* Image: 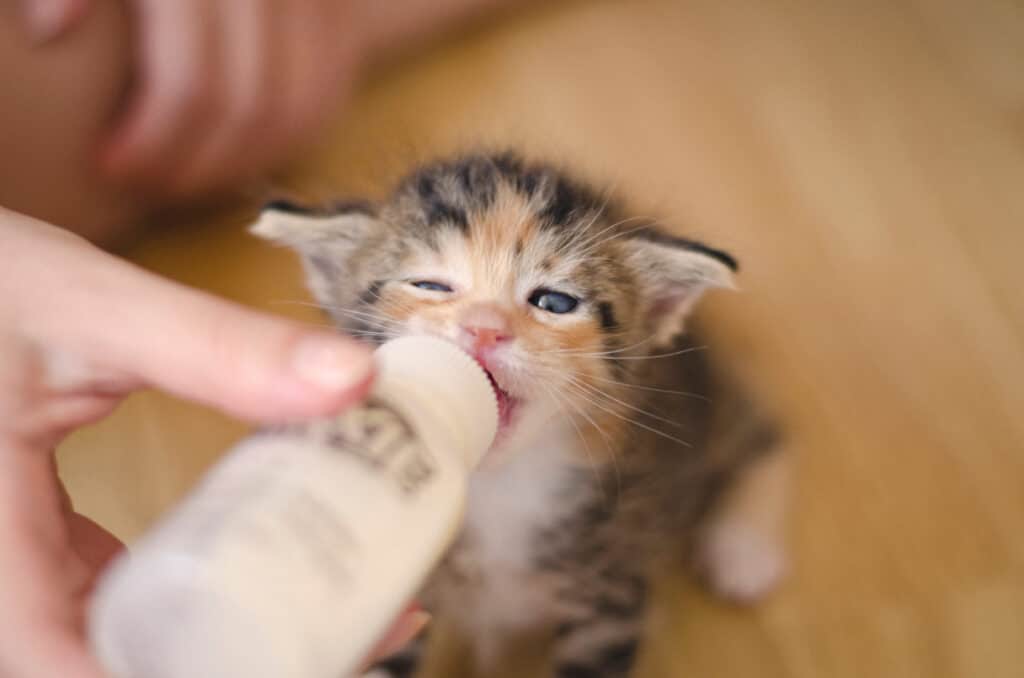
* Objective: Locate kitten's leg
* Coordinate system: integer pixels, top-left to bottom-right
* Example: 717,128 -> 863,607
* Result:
549,576 -> 647,678
698,448 -> 791,602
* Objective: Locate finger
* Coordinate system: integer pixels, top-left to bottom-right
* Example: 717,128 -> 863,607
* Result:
13,217 -> 374,423
171,0 -> 273,193
21,0 -> 91,43
0,447 -> 105,678
60,257 -> 374,422
100,0 -> 218,183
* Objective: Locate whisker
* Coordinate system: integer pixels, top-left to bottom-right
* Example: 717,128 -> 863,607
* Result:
545,334 -> 658,357
572,215 -> 654,259
321,306 -> 405,327
563,374 -> 686,431
346,329 -> 394,340
606,345 -> 708,361
537,380 -> 613,501
560,378 -> 693,448
538,361 -> 708,401
566,217 -> 664,263
552,198 -> 614,258
559,386 -> 622,498
587,375 -> 710,401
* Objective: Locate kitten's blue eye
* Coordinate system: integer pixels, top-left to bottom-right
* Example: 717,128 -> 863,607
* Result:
528,288 -> 579,314
411,280 -> 453,292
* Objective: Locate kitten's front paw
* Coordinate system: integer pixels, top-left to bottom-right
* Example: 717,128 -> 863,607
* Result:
698,522 -> 787,603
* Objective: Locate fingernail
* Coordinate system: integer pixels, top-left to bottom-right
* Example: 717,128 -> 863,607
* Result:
25,0 -> 71,42
291,335 -> 374,393
376,611 -> 432,659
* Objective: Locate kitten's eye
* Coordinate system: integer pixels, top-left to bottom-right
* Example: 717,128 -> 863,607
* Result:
410,280 -> 453,292
528,288 -> 579,314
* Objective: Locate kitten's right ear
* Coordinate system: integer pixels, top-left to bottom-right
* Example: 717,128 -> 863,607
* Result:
619,228 -> 738,347
250,200 -> 379,304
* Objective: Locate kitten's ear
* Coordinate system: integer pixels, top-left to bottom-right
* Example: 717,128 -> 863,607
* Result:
621,230 -> 738,345
250,200 -> 378,305
251,200 -> 377,248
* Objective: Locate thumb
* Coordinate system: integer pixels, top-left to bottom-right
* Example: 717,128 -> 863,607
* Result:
15,217 -> 374,422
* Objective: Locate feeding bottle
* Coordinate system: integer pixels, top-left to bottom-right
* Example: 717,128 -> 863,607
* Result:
89,335 -> 498,678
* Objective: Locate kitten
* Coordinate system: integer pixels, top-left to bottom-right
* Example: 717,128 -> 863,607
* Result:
253,152 -> 789,678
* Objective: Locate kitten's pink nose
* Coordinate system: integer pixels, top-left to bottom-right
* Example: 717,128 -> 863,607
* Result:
467,327 -> 510,348
460,304 -> 513,351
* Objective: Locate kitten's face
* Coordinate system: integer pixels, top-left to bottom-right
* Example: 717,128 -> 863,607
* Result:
255,155 -> 736,458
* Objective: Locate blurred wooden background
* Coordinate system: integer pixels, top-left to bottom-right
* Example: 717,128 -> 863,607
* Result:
59,0 -> 1024,676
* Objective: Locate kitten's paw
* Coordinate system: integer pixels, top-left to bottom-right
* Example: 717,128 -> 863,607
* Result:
698,522 -> 787,603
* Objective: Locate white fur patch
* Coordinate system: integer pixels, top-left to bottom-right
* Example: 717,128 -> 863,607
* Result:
453,421 -> 581,660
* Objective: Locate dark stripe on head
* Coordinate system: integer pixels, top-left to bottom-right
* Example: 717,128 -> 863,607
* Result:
517,168 -> 542,198
492,151 -> 525,178
539,176 -> 585,226
629,227 -> 739,271
452,156 -> 498,209
416,174 -> 469,231
490,152 -> 543,200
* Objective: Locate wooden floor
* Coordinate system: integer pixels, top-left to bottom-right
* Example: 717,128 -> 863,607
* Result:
59,0 -> 1024,676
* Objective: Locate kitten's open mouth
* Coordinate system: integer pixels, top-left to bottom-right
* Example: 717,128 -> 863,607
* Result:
477,362 -> 519,432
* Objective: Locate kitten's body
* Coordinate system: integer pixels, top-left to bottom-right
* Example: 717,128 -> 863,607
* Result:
254,153 -> 788,678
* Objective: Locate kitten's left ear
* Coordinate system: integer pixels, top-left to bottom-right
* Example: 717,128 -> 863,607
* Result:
250,199 -> 379,305
620,230 -> 738,345
251,200 -> 377,248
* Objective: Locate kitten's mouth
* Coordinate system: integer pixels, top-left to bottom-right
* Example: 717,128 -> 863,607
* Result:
477,362 -> 520,433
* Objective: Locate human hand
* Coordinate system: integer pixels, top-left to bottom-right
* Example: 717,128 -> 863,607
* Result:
24,0 -> 369,196
0,209 -> 407,677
